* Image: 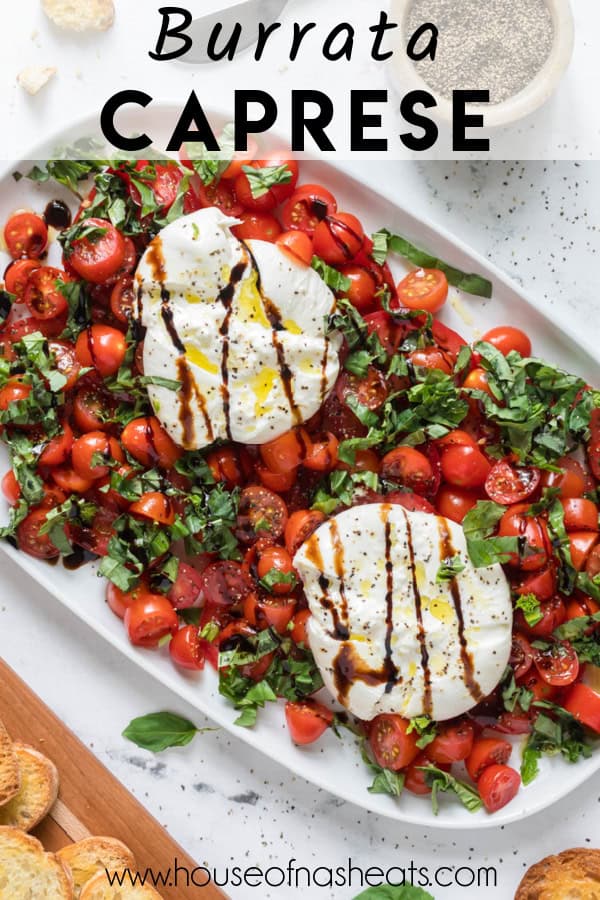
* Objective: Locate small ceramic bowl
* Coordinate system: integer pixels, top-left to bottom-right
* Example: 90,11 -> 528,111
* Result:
388,0 -> 575,128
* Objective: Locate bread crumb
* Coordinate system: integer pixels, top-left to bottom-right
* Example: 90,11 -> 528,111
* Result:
17,66 -> 57,96
41,0 -> 115,32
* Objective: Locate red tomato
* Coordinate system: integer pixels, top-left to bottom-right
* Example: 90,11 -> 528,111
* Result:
67,218 -> 125,284
303,432 -> 339,473
336,367 -> 388,411
541,457 -> 590,499
4,258 -> 41,298
369,715 -> 420,771
569,532 -> 599,571
236,486 -> 288,544
206,445 -> 247,490
285,700 -> 334,745
493,712 -> 532,735
381,446 -> 436,496
189,177 -> 244,217
313,213 -> 364,265
339,265 -> 378,314
24,267 -> 69,320
385,491 -> 435,513
201,560 -> 254,610
285,509 -> 326,557
1,470 -> 20,505
260,430 -> 306,475
290,608 -> 311,645
71,431 -> 124,480
4,211 -> 48,259
516,567 -> 557,603
280,184 -> 337,235
397,268 -> 448,313
166,561 -> 203,609
478,765 -> 520,813
481,326 -> 532,358
130,491 -> 176,526
315,391 -> 366,442
515,596 -> 566,639
0,378 -> 31,411
121,416 -> 183,469
432,320 -> 467,358
232,212 -> 282,242
124,594 -> 179,648
106,581 -> 150,620
498,504 -> 549,571
462,367 -> 495,398
73,385 -> 115,433
75,325 -> 127,377
169,625 -> 206,671
109,275 -> 136,326
466,738 -> 512,782
256,545 -> 295,595
509,633 -> 534,679
561,498 -> 599,532
409,346 -> 453,375
427,720 -> 474,765
133,162 -> 183,211
404,752 -> 444,795
337,449 -> 381,475
563,683 -> 600,732
256,153 -> 299,202
51,466 -> 94,494
256,465 -> 297,492
485,460 -> 541,506
16,507 -> 62,559
587,545 -> 600,579
235,158 -> 299,211
246,593 -> 297,633
589,441 -> 600,482
364,310 -> 410,356
275,230 -> 313,266
436,486 -> 479,523
47,340 -> 82,392
533,641 -> 579,687
441,445 -> 492,489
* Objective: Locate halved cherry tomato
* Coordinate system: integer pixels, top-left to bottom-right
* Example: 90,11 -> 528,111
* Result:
313,213 -> 364,265
38,423 -> 74,468
587,545 -> 600,579
4,211 -> 48,259
516,567 -> 557,603
337,449 -> 381,475
130,491 -> 176,526
16,507 -> 61,559
493,712 -> 532,735
427,720 -> 474,765
73,385 -> 115,433
396,268 -> 448,313
121,416 -> 183,469
481,326 -> 532,358
235,157 -> 299,211
441,445 -> 492,490
509,633 -> 534,679
541,457 -> 590,498
124,594 -> 179,648
561,497 -> 599,532
4,258 -> 41,298
339,265 -> 378,314
285,509 -> 326,557
498,504 -> 549,571
260,430 -> 305,475
0,378 -> 31,411
518,669 -> 558,703
463,367 -> 495,398
478,764 -> 520,813
67,218 -> 125,284
110,275 -> 136,326
515,596 -> 566,639
51,466 -> 94,494
206,445 -> 246,490
166,561 -> 204,609
336,368 -> 388,411
189,177 -> 244,217
436,485 -> 479,523
381,446 -> 436,496
232,212 -> 282,242
201,560 -> 255,610
485,460 -> 541,506
256,465 -> 297,492
257,545 -> 295,595
132,162 -> 183,212
404,752 -> 450,795
75,325 -> 127,377
285,700 -> 334,745
106,581 -> 150,620
246,593 -> 297,633
534,641 -> 579,687
303,432 -> 339,472
71,431 -> 124,480
385,491 -> 435,513
364,310 -> 410,357
236,486 -> 288,544
169,625 -> 206,671
369,715 -> 420,771
569,531 -> 599,571
466,738 -> 512,782
589,441 -> 600,482
290,608 -> 311,645
275,230 -> 313,266
47,340 -> 82,392
24,267 -> 69,320
1,470 -> 20,505
281,184 -> 337,235
563,683 -> 600,732
409,346 -> 453,375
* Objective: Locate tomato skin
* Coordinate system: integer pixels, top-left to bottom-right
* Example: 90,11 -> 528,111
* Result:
313,213 -> 364,265
515,596 -> 567,639
285,700 -> 334,745
404,753 -> 450,795
17,507 -> 65,559
285,509 -> 326,558
235,158 -> 298,211
51,466 -> 94,494
509,633 -> 534,680
68,218 -> 126,284
385,491 -> 435,513
569,532 -> 599,571
427,720 -> 474,765
206,445 -> 247,490
4,212 -> 48,259
256,465 -> 296,492
257,545 -> 295,595
280,184 -> 337,235
275,230 -> 313,266
337,367 -> 388,412
337,449 -> 380,476
109,275 -> 136,326
75,325 -> 127,377
516,567 -> 557,603
0,378 -> 32,412
303,432 -> 339,473
498,504 -> 549,571
133,162 -> 183,212
369,715 -> 420,771
121,416 -> 182,469
232,212 -> 282,243
169,625 -> 206,671
533,640 -> 579,687
436,485 -> 479,523
409,346 -> 453,375
1,470 -> 20,505
587,545 -> 600,579
339,265 -> 378,314
396,268 -> 448,313
124,594 -> 179,648
24,267 -> 69,320
260,430 -> 305,475
106,581 -> 150,620
73,386 -> 115,433
290,608 -> 311,645
561,498 -> 599,533
381,446 -> 436,497
130,491 -> 176,526
4,258 -> 41,298
39,421 -> 74,468
71,431 -> 124,480
541,457 -> 589,499
201,560 -> 255,610
441,445 -> 492,490
463,367 -> 495,398
165,561 -> 203,609
563,683 -> 600,732
236,486 -> 288,544
466,738 -> 512,782
481,326 -> 532,358
478,764 -> 520,813
246,593 -> 297,633
485,460 -> 541,506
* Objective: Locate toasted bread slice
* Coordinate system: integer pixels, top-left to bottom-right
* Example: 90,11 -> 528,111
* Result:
80,869 -> 164,899
0,825 -> 72,898
0,721 -> 19,807
42,0 -> 114,32
515,847 -> 600,899
58,836 -> 136,898
0,743 -> 58,831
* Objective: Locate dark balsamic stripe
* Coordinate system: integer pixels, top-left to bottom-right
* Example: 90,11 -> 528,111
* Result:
403,510 -> 433,717
382,507 -> 400,694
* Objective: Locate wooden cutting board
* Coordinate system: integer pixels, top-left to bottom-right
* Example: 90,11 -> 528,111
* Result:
0,659 -> 227,899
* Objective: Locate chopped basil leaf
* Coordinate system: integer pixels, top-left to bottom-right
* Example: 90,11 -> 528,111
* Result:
353,886 -> 434,900
462,500 -> 519,568
258,568 -> 297,593
241,163 -> 292,200
514,593 -> 543,628
436,554 -> 465,583
554,611 -> 600,665
520,700 -> 594,784
500,667 -> 533,713
419,765 -> 483,815
312,257 -> 352,293
407,716 -> 437,749
360,741 -> 405,797
139,375 -> 182,391
520,746 -> 541,786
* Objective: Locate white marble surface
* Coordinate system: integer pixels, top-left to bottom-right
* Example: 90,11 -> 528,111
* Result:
1,4 -> 600,898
